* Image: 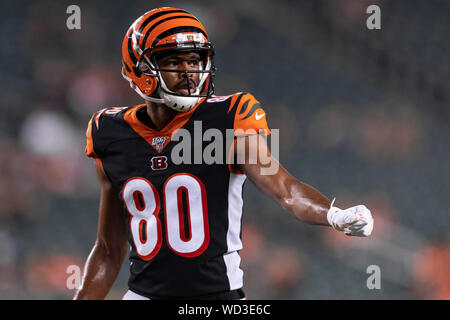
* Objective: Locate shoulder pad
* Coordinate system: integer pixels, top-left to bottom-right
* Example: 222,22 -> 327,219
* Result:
85,106 -> 129,159
91,107 -> 129,131
227,93 -> 271,136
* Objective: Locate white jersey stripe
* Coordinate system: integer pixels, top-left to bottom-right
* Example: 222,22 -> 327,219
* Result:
123,290 -> 150,300
224,173 -> 246,290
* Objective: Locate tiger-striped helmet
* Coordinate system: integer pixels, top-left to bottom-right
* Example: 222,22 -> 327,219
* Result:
121,7 -> 215,112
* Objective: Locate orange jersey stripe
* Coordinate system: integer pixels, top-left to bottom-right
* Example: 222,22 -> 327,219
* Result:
123,99 -> 205,153
85,113 -> 98,158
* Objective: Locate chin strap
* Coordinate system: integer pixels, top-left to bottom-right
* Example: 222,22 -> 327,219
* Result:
156,75 -> 201,112
144,95 -> 165,104
159,91 -> 200,112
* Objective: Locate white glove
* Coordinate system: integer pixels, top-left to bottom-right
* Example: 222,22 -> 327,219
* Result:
327,199 -> 374,237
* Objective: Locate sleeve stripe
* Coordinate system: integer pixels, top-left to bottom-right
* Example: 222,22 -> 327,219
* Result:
235,93 -> 250,115
85,114 -> 99,158
227,92 -> 244,113
235,94 -> 260,119
94,108 -> 107,130
232,93 -> 271,137
237,99 -> 250,116
241,102 -> 262,120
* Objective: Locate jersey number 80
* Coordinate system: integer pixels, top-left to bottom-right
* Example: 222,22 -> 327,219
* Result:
122,173 -> 209,260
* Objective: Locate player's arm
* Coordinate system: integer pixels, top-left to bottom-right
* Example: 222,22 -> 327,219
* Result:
236,136 -> 373,236
236,135 -> 330,226
73,162 -> 129,300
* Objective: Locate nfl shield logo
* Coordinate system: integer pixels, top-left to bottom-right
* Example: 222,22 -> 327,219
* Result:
152,136 -> 169,151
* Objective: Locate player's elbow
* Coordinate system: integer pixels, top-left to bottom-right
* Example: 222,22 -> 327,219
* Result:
94,238 -> 125,269
277,186 -> 302,215
276,179 -> 300,212
277,182 -> 317,221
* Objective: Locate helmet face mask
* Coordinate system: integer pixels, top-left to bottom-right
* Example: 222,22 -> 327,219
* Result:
121,8 -> 216,112
141,42 -> 215,98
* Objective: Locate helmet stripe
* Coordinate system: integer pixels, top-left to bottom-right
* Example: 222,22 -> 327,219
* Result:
141,16 -> 200,51
136,9 -> 189,44
122,59 -> 132,73
127,29 -> 138,64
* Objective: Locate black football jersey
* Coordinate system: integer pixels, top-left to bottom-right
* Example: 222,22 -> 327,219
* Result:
85,92 -> 270,298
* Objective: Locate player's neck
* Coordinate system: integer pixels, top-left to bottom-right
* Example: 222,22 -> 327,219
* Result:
145,101 -> 178,131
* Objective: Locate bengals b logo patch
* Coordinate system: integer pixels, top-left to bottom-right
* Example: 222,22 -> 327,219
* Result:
151,156 -> 168,170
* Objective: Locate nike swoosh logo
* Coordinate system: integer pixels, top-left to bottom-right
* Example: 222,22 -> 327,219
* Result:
255,112 -> 265,120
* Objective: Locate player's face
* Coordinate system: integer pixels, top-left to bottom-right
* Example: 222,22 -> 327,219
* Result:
157,52 -> 201,96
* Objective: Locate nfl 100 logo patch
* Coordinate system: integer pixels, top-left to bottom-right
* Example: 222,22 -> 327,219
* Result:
152,136 -> 169,151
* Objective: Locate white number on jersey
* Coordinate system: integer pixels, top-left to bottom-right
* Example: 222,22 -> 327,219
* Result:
123,173 -> 209,260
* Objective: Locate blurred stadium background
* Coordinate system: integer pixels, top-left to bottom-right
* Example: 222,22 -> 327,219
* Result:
0,0 -> 449,299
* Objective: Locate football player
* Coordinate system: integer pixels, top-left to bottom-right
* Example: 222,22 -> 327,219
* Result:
74,7 -> 373,300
